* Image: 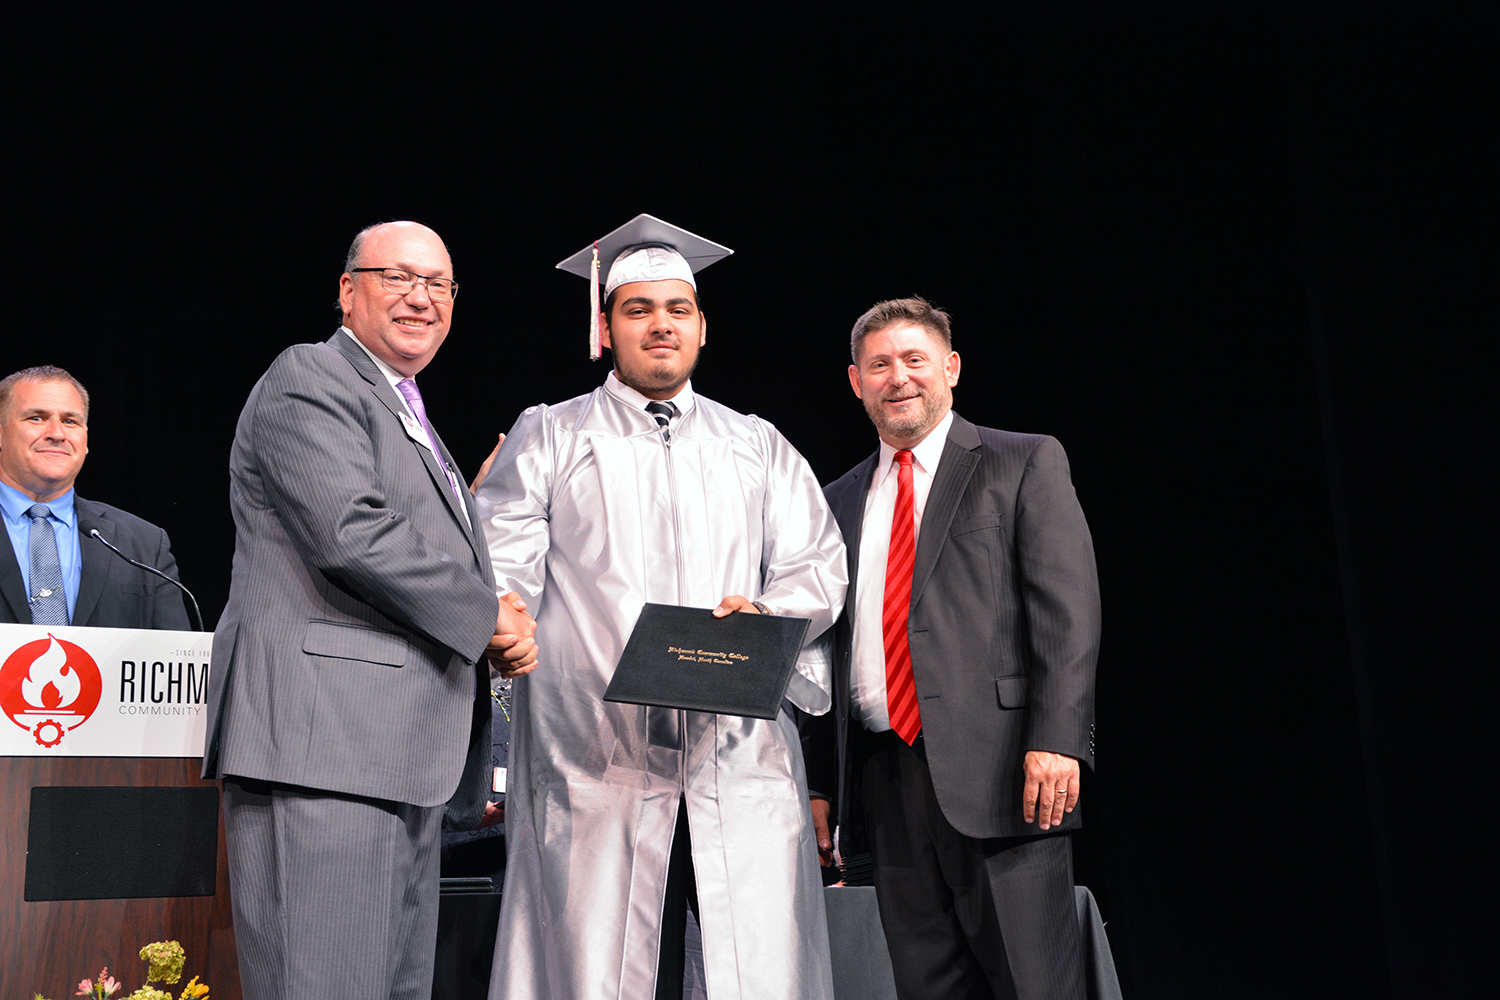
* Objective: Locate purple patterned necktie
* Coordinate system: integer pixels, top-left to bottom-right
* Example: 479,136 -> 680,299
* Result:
396,379 -> 465,508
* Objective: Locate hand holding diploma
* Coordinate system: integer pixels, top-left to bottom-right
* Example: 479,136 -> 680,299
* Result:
711,595 -> 763,616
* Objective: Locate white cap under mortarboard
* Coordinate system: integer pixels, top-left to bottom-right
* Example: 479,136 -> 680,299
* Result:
556,214 -> 733,360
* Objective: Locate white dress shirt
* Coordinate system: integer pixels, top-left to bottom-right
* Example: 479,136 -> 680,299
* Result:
850,409 -> 954,731
601,370 -> 698,424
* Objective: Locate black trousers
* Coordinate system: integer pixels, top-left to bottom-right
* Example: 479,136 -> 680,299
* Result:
862,735 -> 1085,1000
655,797 -> 700,1000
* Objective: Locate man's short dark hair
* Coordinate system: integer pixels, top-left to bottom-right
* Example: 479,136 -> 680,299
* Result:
849,296 -> 953,362
0,366 -> 90,422
601,285 -> 704,327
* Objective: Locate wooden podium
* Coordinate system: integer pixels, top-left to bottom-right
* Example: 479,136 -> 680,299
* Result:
1,757 -> 240,999
0,624 -> 240,999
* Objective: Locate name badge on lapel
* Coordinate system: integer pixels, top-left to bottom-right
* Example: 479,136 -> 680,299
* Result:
399,411 -> 435,453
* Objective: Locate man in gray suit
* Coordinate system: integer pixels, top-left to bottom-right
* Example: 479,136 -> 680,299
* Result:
803,297 -> 1101,1000
0,366 -> 190,630
202,222 -> 538,998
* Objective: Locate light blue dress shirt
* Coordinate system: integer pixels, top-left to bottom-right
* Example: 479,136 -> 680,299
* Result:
0,480 -> 82,622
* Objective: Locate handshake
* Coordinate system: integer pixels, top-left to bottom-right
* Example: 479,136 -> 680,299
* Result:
487,591 -> 538,679
484,592 -> 764,680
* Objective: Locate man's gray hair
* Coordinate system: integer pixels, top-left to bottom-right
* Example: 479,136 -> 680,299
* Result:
0,365 -> 90,422
849,296 -> 953,362
343,224 -> 379,274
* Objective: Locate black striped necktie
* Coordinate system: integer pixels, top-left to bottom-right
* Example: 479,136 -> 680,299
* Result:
646,402 -> 675,442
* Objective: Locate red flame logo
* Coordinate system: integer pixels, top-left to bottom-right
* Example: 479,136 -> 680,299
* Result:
0,634 -> 104,747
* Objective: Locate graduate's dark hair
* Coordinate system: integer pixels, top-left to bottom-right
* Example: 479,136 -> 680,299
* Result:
601,285 -> 704,325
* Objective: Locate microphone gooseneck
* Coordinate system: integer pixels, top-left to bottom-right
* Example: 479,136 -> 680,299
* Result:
89,529 -> 204,632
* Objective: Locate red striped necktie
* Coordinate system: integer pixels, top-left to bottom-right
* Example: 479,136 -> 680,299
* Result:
882,449 -> 921,744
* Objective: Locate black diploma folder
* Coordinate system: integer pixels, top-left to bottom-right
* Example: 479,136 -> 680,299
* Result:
604,603 -> 812,719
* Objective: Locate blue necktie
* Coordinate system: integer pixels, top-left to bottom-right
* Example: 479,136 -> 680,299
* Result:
26,504 -> 69,626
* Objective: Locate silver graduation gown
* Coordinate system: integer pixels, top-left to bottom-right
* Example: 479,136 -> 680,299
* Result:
479,375 -> 847,1000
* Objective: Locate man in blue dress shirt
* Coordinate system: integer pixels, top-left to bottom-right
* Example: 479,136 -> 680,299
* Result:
0,365 -> 190,630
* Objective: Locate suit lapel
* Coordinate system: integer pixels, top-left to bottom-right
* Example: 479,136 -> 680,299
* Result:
0,531 -> 30,622
427,426 -> 490,569
829,453 -> 878,608
72,497 -> 110,627
910,414 -> 981,606
826,453 -> 877,726
326,334 -> 484,565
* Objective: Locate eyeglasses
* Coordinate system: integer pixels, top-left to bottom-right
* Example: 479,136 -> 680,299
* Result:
350,267 -> 459,303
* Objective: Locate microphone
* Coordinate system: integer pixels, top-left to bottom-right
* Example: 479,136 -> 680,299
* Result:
89,529 -> 204,632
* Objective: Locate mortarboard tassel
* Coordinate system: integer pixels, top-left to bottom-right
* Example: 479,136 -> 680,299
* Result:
589,242 -> 602,361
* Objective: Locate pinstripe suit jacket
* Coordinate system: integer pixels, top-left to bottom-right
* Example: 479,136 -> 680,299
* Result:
805,413 -> 1100,845
202,331 -> 500,817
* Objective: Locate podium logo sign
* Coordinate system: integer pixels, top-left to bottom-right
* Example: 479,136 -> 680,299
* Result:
0,623 -> 211,758
0,634 -> 103,748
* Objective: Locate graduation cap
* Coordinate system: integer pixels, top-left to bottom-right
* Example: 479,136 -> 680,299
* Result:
556,214 -> 733,360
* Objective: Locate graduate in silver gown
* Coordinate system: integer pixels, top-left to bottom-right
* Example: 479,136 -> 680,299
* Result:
476,215 -> 847,1000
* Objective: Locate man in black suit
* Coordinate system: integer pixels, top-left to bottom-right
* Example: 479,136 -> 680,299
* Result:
803,297 -> 1101,1000
0,366 -> 190,630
